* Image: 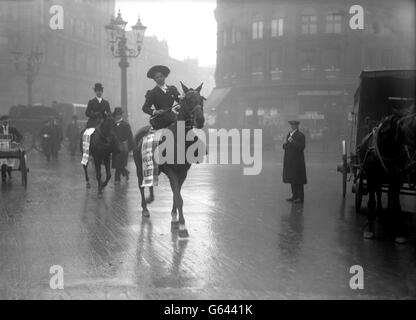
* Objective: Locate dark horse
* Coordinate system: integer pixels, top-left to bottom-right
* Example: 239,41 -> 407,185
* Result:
133,82 -> 205,238
359,105 -> 416,243
81,112 -> 120,198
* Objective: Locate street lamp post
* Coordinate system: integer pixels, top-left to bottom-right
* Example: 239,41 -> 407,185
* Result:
11,49 -> 43,106
105,11 -> 146,120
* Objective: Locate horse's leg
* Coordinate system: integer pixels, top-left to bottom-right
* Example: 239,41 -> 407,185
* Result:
146,186 -> 155,204
134,149 -> 150,217
376,186 -> 383,212
83,164 -> 91,188
165,168 -> 188,238
102,155 -> 112,188
178,170 -> 189,237
94,157 -> 103,197
391,180 -> 407,244
364,178 -> 377,239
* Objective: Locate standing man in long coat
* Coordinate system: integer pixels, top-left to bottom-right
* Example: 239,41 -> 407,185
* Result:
283,120 -> 307,203
111,107 -> 133,185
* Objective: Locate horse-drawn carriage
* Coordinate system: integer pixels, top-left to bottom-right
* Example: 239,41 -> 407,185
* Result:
8,105 -> 60,152
0,134 -> 28,186
337,69 -> 416,213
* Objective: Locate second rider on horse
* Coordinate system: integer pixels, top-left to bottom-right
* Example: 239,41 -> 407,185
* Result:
86,83 -> 111,128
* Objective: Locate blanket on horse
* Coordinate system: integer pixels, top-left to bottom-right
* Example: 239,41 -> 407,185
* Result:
141,130 -> 159,187
81,128 -> 95,165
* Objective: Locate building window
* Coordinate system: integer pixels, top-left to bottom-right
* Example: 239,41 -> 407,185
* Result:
252,15 -> 263,39
250,53 -> 263,82
222,30 -> 227,47
323,49 -> 341,78
326,13 -> 342,33
298,49 -> 316,79
271,18 -> 284,37
270,49 -> 283,80
231,26 -> 241,44
301,15 -> 317,34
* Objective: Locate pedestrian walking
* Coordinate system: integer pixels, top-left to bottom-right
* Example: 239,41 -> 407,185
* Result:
283,120 -> 307,203
66,115 -> 81,157
112,107 -> 133,185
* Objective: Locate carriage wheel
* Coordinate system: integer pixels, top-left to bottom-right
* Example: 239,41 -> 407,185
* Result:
355,176 -> 363,213
20,152 -> 28,187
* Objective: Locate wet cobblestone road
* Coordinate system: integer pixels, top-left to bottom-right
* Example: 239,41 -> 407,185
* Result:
0,151 -> 415,299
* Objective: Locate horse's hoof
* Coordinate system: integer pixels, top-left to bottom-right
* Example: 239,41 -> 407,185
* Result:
142,210 -> 150,218
86,182 -> 91,189
395,236 -> 408,245
363,231 -> 375,239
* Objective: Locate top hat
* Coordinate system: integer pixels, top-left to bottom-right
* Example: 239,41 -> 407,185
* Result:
0,115 -> 9,121
147,65 -> 170,79
94,83 -> 104,91
288,120 -> 300,125
113,107 -> 123,117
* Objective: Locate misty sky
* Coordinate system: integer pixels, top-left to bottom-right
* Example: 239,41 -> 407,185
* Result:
115,0 -> 217,67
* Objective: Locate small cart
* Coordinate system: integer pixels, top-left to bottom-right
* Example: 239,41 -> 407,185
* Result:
0,134 -> 28,186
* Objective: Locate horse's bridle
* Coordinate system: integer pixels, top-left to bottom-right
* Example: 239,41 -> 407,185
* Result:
372,113 -> 416,173
180,91 -> 204,129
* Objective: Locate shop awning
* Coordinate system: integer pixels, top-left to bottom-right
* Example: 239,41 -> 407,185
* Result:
204,87 -> 231,112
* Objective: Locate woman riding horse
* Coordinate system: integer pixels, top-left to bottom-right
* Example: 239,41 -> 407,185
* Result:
133,81 -> 205,238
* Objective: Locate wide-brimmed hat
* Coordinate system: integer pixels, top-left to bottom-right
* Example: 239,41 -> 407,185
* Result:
94,83 -> 104,91
147,65 -> 170,79
113,107 -> 123,117
0,115 -> 9,121
288,120 -> 300,125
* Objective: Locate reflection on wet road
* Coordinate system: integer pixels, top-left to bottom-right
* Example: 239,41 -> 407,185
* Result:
0,152 -> 415,299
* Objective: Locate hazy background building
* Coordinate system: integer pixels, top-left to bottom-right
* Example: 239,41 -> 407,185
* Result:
209,0 -> 415,141
0,0 -> 215,132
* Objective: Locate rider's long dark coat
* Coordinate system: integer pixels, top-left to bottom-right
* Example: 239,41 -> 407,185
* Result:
85,97 -> 111,128
142,85 -> 180,115
283,130 -> 307,185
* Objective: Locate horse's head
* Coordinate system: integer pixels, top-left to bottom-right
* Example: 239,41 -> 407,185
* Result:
397,103 -> 416,148
100,111 -> 115,136
179,82 -> 205,129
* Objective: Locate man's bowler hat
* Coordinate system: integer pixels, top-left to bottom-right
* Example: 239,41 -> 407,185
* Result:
288,120 -> 300,125
0,115 -> 9,121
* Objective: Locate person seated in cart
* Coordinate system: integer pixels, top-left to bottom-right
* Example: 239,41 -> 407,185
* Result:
0,115 -> 23,182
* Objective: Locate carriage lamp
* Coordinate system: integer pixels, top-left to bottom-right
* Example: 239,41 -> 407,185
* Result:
104,10 -> 147,120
